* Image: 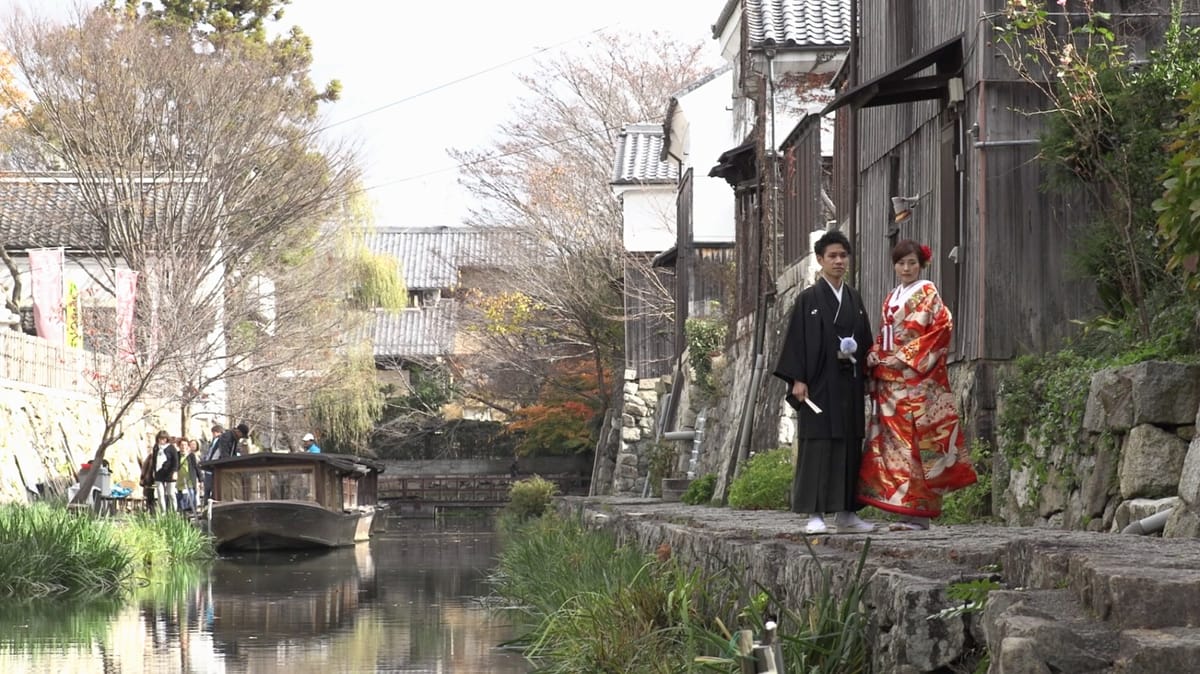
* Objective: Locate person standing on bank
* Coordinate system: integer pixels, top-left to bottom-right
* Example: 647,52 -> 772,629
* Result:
858,240 -> 977,531
150,431 -> 180,514
774,230 -> 876,535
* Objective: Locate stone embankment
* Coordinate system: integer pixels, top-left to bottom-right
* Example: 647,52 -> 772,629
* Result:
563,496 -> 1200,673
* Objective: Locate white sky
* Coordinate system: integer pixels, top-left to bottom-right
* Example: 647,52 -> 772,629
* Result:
1,0 -> 725,229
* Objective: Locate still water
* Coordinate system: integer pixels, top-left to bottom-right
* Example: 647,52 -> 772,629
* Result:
0,521 -> 531,673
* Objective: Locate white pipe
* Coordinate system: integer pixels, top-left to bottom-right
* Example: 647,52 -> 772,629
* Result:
1120,508 -> 1171,535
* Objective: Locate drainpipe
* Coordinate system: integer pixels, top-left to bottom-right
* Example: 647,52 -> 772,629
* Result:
848,0 -> 859,268
1120,509 -> 1171,535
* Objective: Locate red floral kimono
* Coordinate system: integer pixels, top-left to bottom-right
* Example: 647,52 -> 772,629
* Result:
858,280 -> 977,517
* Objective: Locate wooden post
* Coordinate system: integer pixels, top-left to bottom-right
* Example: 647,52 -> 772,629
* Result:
736,629 -> 756,674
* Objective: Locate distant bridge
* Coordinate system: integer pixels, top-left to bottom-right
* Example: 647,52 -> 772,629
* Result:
378,474 -> 589,512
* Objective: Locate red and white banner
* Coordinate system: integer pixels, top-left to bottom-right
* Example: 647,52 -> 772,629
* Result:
29,247 -> 65,345
115,268 -> 139,362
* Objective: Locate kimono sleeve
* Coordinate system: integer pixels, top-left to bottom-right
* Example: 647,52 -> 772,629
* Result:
896,285 -> 952,375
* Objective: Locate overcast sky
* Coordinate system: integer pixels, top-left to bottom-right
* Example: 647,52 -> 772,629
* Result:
1,0 -> 725,229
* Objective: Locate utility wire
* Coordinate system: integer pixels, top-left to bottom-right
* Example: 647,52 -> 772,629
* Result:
317,23 -> 615,134
353,123 -> 625,194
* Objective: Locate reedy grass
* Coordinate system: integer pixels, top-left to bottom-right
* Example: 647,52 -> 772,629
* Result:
491,513 -> 738,673
0,503 -> 131,599
0,503 -> 212,601
493,512 -> 873,673
727,538 -> 871,674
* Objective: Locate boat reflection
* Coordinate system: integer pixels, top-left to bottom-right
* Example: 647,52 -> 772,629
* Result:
209,545 -> 371,641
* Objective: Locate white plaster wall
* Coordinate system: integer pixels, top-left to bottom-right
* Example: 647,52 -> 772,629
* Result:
620,188 -> 677,253
673,69 -> 737,243
1,254 -> 230,419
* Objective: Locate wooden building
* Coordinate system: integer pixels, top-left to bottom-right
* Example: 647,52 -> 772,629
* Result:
820,0 -> 1188,437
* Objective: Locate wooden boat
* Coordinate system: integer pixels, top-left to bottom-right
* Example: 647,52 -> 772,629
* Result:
203,452 -> 385,552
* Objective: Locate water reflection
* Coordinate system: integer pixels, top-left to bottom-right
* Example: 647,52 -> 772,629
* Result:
0,521 -> 529,673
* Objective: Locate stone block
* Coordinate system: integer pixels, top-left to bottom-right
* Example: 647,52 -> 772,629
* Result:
623,382 -> 639,396
1163,503 -> 1200,539
1127,361 -> 1200,427
1112,497 -> 1179,533
1115,628 -> 1200,673
1118,424 -> 1188,499
623,368 -> 637,381
1080,435 -> 1119,516
1084,367 -> 1132,433
620,426 -> 642,442
1177,434 -> 1200,506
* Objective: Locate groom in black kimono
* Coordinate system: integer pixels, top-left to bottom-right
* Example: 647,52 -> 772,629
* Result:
773,229 -> 874,535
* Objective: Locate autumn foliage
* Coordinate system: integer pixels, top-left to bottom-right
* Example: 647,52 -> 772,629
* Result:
508,359 -> 608,456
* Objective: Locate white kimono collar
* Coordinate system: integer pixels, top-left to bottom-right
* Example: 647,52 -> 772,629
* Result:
887,279 -> 932,309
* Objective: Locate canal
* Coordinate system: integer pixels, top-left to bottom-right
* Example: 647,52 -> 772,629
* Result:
0,521 -> 530,673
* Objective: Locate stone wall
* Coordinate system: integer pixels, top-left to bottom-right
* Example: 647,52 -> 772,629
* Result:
610,371 -> 668,496
0,382 -> 176,504
996,360 -> 1200,537
568,496 -> 1200,672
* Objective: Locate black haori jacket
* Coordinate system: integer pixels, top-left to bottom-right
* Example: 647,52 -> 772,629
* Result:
773,278 -> 873,440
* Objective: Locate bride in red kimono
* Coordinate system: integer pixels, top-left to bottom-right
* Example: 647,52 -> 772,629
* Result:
858,240 -> 977,530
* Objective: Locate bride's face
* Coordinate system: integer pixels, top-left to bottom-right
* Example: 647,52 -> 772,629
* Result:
894,253 -> 921,285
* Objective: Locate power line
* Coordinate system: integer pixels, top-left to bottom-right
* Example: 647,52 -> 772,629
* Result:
353,124 -> 624,194
317,23 -> 615,134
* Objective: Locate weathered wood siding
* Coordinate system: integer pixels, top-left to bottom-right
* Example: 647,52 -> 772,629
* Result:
853,0 -> 1100,362
855,1 -> 973,356
624,256 -> 674,378
691,247 -> 734,320
673,169 -> 694,358
780,117 -> 823,269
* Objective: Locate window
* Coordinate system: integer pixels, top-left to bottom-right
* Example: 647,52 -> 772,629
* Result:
223,467 -> 314,502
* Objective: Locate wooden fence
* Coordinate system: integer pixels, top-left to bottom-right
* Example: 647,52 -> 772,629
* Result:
0,329 -> 107,395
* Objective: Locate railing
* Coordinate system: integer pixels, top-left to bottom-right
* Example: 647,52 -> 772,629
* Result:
378,474 -> 590,507
0,329 -> 108,395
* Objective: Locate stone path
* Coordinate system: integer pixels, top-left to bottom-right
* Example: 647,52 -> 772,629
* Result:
561,496 -> 1200,673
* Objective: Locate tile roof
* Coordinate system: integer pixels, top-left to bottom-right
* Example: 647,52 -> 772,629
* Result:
0,174 -> 105,249
364,226 -> 504,290
715,0 -> 852,49
370,300 -> 457,359
611,124 -> 679,185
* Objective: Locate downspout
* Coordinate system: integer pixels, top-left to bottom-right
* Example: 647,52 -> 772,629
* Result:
848,0 -> 860,268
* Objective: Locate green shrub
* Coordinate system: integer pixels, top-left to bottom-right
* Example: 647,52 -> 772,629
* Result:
505,476 -> 558,520
727,447 -> 793,510
685,318 -> 724,396
681,473 -> 717,505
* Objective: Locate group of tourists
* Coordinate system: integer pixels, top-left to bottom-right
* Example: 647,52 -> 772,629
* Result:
774,231 -> 978,535
139,422 -> 250,514
137,422 -> 326,513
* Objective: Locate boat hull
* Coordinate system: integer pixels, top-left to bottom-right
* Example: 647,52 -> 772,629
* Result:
210,500 -> 378,552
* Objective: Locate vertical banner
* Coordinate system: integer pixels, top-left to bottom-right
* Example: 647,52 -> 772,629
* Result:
29,247 -> 65,344
115,268 -> 139,362
65,280 -> 82,348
